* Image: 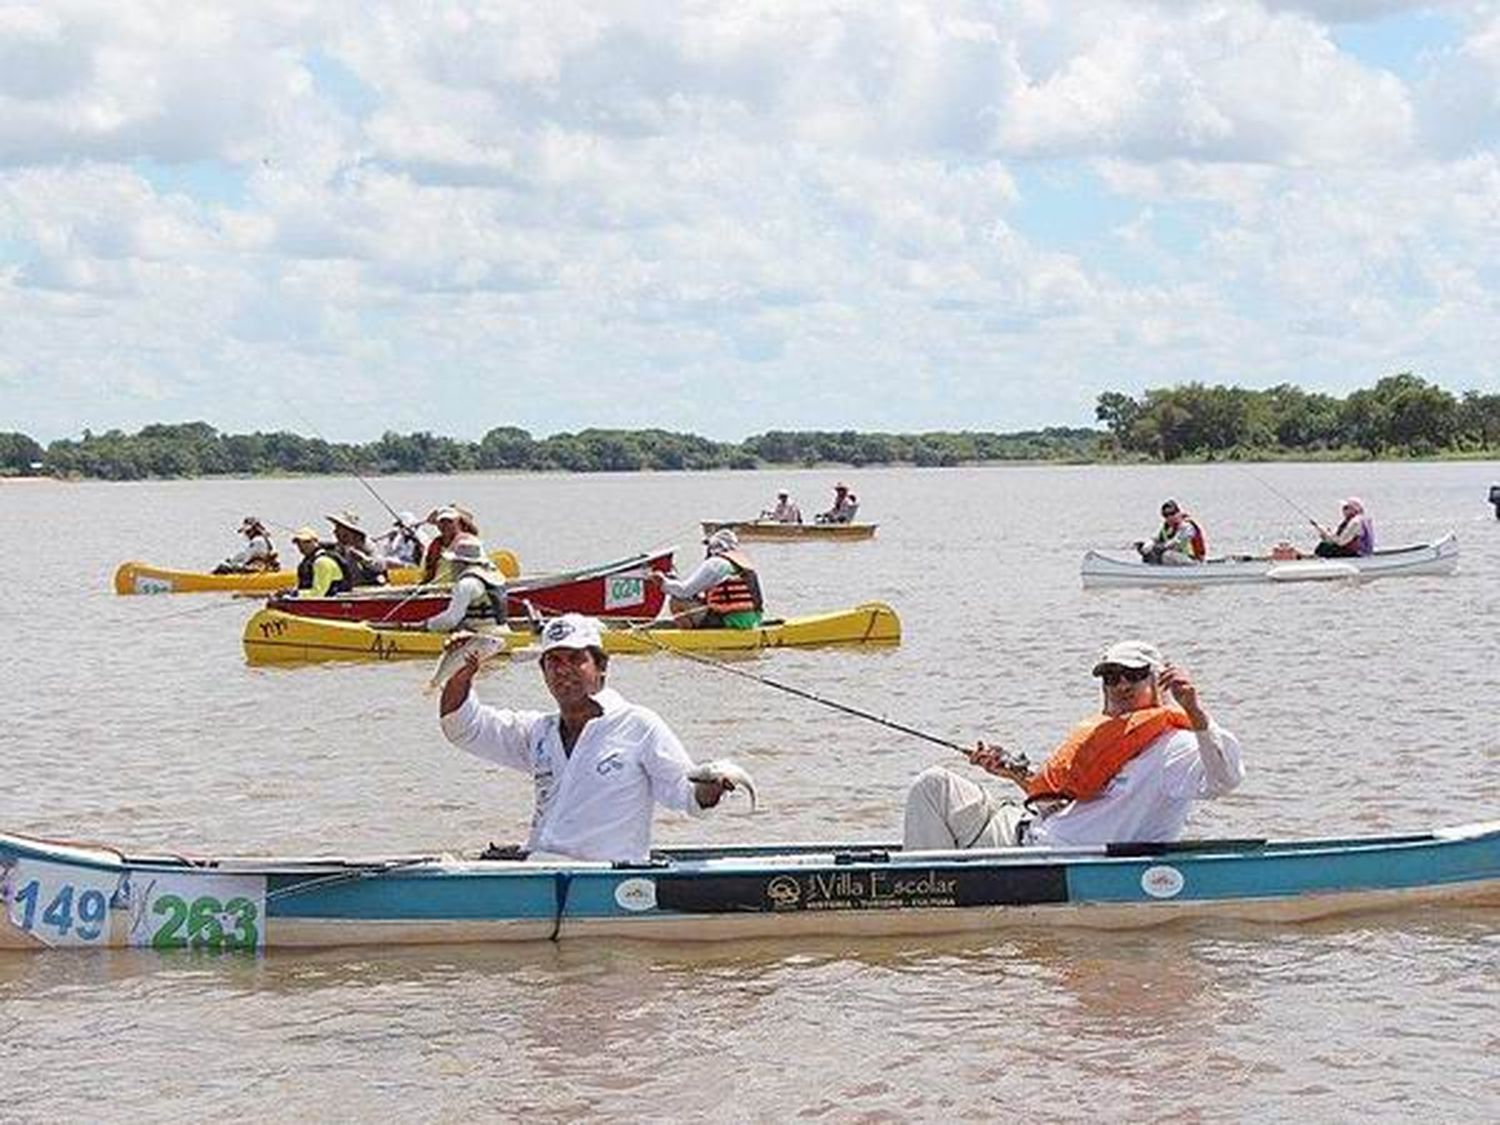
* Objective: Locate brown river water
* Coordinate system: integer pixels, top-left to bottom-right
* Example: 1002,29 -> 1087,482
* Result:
2,464 -> 1498,1121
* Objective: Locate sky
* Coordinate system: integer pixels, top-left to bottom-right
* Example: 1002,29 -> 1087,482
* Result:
2,0 -> 1499,444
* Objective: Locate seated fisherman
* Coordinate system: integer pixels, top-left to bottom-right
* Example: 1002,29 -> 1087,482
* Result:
1136,499 -> 1206,565
419,535 -> 509,632
760,490 -> 803,524
1312,498 -> 1374,558
326,510 -> 388,586
287,527 -> 353,597
647,529 -> 764,629
903,640 -> 1243,850
214,516 -> 279,574
816,482 -> 859,524
378,511 -> 426,567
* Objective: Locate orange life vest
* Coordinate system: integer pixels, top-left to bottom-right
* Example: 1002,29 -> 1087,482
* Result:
703,558 -> 763,615
1025,707 -> 1196,802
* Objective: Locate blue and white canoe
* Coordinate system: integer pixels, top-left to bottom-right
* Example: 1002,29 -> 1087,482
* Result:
3,823 -> 1497,950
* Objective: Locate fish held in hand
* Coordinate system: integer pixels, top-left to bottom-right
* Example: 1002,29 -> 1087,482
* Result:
426,632 -> 508,694
687,759 -> 759,812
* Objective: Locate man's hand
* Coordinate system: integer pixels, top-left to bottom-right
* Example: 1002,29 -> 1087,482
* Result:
966,741 -> 1032,786
692,777 -> 732,808
1159,664 -> 1210,730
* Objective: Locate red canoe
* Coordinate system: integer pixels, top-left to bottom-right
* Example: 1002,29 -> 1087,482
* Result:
268,549 -> 674,624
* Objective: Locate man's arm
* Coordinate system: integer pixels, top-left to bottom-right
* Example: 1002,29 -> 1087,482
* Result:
424,578 -> 479,633
656,557 -> 730,600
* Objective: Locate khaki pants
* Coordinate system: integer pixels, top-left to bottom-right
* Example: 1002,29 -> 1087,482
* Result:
902,766 -> 1027,850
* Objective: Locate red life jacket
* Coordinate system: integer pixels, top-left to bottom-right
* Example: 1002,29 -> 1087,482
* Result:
1025,707 -> 1196,802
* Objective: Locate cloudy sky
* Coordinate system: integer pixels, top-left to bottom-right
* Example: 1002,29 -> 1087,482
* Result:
2,1 -> 1498,443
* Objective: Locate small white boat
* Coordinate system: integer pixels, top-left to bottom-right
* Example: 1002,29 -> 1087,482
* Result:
1081,533 -> 1459,589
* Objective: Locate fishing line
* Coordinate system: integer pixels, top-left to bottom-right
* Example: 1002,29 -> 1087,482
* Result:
273,394 -> 407,527
618,621 -> 972,755
1230,464 -> 1322,527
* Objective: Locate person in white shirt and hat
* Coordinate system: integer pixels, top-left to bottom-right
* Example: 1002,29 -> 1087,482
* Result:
760,489 -> 803,524
377,510 -> 425,567
215,516 -> 279,574
325,509 -> 387,586
419,534 -> 509,632
438,613 -> 741,862
903,640 -> 1243,851
648,528 -> 764,629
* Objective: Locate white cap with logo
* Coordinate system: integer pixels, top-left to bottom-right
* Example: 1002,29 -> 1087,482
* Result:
539,614 -> 604,655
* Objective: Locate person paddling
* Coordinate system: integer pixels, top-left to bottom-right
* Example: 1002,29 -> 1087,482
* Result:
1312,497 -> 1374,558
214,516 -> 279,574
902,640 -> 1243,850
1136,499 -> 1206,565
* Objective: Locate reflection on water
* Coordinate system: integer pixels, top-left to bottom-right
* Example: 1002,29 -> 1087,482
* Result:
3,464 -> 1500,1118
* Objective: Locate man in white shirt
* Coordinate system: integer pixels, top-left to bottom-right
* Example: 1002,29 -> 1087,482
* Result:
438,613 -> 736,862
761,490 -> 803,523
378,511 -> 425,567
903,640 -> 1243,850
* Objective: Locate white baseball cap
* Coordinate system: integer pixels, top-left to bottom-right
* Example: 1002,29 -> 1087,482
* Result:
1090,640 -> 1164,676
539,614 -> 604,654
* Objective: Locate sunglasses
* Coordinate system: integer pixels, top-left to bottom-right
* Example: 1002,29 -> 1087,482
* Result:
1097,665 -> 1153,686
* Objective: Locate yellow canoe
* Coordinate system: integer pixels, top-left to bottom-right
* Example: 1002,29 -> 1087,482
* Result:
700,520 -> 877,541
242,602 -> 901,665
114,550 -> 521,595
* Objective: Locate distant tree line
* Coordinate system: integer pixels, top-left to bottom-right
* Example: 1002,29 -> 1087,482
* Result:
10,421 -> 1100,480
1096,373 -> 1500,461
5,373 -> 1498,480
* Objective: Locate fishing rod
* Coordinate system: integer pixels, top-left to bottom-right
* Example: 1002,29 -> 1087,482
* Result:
1231,464 -> 1323,528
274,395 -> 408,528
620,621 -> 972,756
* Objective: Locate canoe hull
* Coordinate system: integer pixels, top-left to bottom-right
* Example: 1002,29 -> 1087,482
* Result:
701,520 -> 877,541
1081,534 -> 1459,588
4,822 -> 1496,950
114,550 -> 522,595
241,602 -> 903,665
268,550 -> 674,622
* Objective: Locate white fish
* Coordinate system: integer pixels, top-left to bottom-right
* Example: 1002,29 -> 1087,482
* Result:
687,759 -> 759,813
425,632 -> 509,694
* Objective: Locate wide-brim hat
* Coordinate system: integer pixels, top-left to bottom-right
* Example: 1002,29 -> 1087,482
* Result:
238,516 -> 264,533
703,528 -> 740,553
326,510 -> 363,533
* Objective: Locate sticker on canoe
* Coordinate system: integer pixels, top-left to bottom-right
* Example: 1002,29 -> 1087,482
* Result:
604,575 -> 647,610
1141,865 -> 1185,899
123,871 -> 268,951
134,577 -> 174,595
614,878 -> 658,912
3,857 -> 121,947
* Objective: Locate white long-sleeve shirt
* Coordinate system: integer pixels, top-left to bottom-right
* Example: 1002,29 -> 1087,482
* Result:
439,686 -> 706,862
1026,721 -> 1243,847
225,534 -> 275,568
659,556 -> 735,600
423,573 -> 501,632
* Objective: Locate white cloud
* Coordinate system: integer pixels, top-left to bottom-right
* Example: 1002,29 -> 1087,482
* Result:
0,1 -> 1497,442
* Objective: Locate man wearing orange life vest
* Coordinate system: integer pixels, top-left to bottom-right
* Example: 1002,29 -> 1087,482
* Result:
648,529 -> 764,629
1136,499 -> 1206,565
902,640 -> 1243,850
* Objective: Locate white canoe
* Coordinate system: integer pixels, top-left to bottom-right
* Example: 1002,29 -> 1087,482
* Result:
1081,533 -> 1459,589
